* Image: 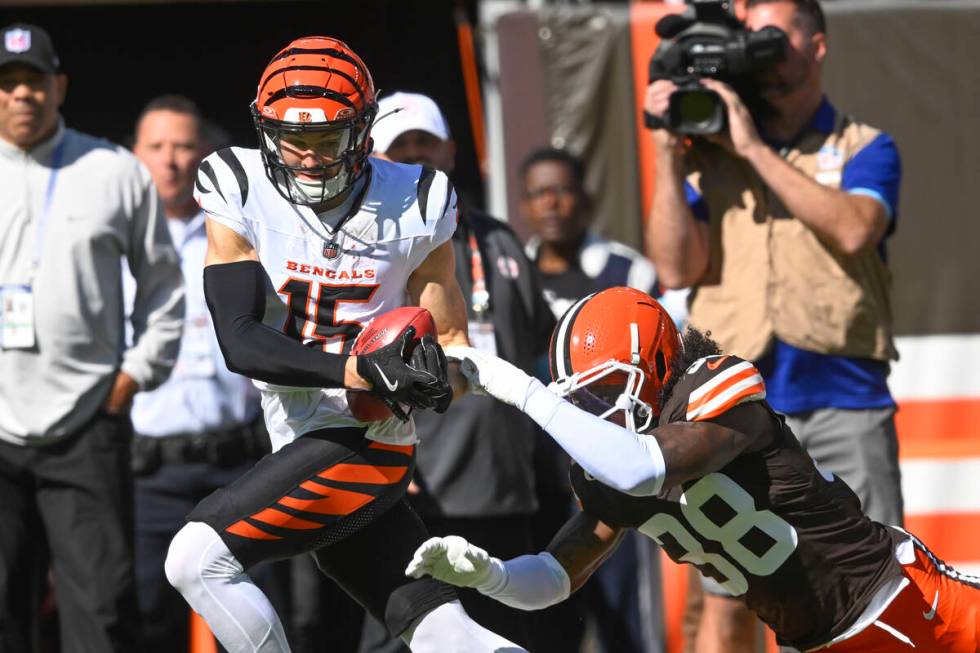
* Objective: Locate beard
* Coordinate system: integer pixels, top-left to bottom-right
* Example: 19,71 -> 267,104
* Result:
755,46 -> 815,101
756,66 -> 809,100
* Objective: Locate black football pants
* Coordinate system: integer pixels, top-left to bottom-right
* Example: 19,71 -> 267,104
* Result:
0,411 -> 141,653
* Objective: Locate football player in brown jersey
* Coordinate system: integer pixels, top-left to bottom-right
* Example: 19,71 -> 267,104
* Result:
410,287 -> 980,652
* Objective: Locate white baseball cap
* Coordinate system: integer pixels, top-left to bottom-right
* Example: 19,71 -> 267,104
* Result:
371,91 -> 451,153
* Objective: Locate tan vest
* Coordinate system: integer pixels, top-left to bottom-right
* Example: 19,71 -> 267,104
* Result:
685,112 -> 898,362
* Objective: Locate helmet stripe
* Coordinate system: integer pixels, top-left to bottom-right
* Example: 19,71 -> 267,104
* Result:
259,65 -> 366,101
272,47 -> 370,82
263,86 -> 357,110
551,294 -> 593,381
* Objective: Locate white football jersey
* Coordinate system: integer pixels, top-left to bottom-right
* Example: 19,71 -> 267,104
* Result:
194,149 -> 458,451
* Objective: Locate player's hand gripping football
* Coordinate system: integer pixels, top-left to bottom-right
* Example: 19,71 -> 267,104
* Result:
356,328 -> 451,421
409,335 -> 452,414
405,535 -> 500,589
444,346 -> 536,410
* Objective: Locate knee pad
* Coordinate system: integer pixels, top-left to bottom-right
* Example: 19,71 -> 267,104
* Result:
165,521 -> 239,593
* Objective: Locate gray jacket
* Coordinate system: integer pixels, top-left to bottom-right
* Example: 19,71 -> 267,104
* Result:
0,120 -> 184,443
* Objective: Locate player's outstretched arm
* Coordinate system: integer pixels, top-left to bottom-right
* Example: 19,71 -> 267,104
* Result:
405,511 -> 620,610
448,345 -> 670,496
448,346 -> 770,495
203,220 -> 433,405
652,414 -> 764,488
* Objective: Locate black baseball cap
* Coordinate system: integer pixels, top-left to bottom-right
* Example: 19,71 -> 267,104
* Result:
0,23 -> 60,74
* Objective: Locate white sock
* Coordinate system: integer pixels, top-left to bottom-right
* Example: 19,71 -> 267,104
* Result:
165,521 -> 291,653
402,600 -> 527,653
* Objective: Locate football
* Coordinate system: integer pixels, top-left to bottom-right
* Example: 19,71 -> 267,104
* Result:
346,306 -> 438,422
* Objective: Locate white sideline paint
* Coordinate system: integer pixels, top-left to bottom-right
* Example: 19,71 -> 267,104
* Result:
892,335 -> 980,400
901,458 -> 980,515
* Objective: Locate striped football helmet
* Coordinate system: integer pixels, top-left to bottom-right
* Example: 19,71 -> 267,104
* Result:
549,287 -> 682,432
251,36 -> 377,206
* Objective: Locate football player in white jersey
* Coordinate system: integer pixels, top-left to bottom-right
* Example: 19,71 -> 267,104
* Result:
163,37 -> 526,652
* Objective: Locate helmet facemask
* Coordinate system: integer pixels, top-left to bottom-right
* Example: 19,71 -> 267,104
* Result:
549,287 -> 681,435
252,101 -> 376,207
552,363 -> 656,433
550,322 -> 657,433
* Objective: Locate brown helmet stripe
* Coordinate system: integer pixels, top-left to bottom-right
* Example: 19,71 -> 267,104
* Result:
549,293 -> 594,381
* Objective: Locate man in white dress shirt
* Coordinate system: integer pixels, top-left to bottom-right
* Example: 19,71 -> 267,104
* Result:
129,94 -> 289,653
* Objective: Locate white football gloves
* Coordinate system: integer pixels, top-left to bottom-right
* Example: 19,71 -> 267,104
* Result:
444,345 -> 538,410
405,535 -> 500,589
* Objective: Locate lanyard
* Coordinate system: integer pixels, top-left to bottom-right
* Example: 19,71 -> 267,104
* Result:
31,138 -> 67,278
468,232 -> 490,316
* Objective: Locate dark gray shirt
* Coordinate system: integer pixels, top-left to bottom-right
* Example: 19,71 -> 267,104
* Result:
411,209 -> 555,517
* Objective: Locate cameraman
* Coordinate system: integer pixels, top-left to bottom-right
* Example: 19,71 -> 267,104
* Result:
645,1 -> 902,650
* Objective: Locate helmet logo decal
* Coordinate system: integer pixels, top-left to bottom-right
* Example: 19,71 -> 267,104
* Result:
283,107 -> 327,123
335,107 -> 355,120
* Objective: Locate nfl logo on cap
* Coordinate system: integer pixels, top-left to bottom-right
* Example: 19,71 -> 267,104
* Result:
5,28 -> 31,53
323,241 -> 341,260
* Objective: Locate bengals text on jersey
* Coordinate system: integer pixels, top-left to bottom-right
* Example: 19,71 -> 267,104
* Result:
194,148 -> 457,452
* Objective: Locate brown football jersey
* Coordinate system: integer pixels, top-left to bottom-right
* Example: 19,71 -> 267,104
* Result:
569,354 -> 905,649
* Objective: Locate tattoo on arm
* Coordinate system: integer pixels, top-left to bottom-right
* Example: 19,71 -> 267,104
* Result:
546,512 -> 624,594
655,404 -> 773,488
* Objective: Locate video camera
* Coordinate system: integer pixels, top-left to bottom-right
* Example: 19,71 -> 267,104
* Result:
646,0 -> 787,135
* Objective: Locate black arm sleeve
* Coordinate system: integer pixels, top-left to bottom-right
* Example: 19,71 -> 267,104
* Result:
203,260 -> 349,388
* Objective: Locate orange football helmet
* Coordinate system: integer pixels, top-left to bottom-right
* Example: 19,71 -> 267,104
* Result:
548,287 -> 682,432
251,37 -> 377,205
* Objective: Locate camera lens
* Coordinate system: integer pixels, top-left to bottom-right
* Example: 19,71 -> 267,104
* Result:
668,87 -> 725,135
678,90 -> 717,127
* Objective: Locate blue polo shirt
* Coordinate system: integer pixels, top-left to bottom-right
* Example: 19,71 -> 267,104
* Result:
684,98 -> 901,414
